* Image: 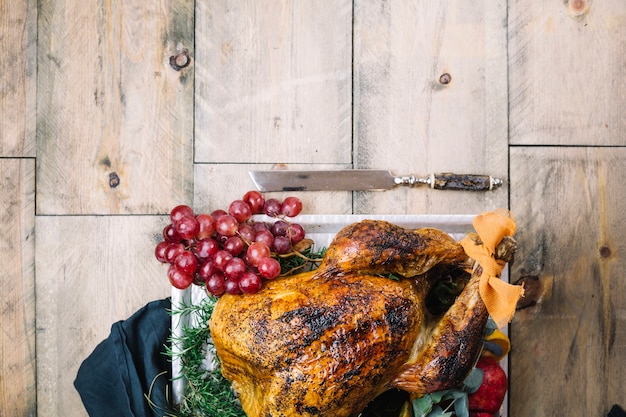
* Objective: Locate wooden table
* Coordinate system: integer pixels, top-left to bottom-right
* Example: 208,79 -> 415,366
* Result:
1,1 -> 624,415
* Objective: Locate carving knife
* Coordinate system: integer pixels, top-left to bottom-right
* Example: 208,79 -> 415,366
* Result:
249,170 -> 503,192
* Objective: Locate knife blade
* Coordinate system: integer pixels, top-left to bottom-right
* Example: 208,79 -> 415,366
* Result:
249,170 -> 503,192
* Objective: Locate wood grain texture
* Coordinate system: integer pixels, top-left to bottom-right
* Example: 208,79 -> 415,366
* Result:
0,0 -> 37,157
194,0 -> 353,164
35,215 -> 172,416
36,0 -> 195,215
509,147 -> 626,416
194,163 -> 353,214
353,0 -> 509,215
509,0 -> 626,145
0,159 -> 36,417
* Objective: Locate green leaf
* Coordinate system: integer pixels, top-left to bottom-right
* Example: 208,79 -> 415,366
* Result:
452,392 -> 469,417
462,367 -> 484,393
429,390 -> 450,403
427,405 -> 454,417
412,388 -> 473,417
412,394 -> 434,417
485,317 -> 498,336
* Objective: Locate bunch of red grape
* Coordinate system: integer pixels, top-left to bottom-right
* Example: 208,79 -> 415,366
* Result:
155,191 -> 308,296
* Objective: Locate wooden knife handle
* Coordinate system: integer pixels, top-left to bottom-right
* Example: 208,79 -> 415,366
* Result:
430,173 -> 502,191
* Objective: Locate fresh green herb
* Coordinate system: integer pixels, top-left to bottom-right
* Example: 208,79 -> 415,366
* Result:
277,245 -> 326,276
411,349 -> 484,417
165,297 -> 246,417
385,273 -> 402,281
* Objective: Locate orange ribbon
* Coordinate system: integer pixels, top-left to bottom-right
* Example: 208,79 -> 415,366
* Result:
460,209 -> 524,328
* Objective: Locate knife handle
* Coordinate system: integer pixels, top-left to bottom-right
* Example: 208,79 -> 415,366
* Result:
427,173 -> 503,191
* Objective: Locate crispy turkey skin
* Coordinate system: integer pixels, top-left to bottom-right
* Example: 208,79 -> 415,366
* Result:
209,220 -> 511,417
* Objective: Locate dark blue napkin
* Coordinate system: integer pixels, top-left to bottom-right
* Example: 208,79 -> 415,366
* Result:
74,298 -> 172,417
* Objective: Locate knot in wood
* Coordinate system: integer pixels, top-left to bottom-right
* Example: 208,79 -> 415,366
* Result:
108,172 -> 120,188
170,49 -> 191,71
599,245 -> 612,258
566,0 -> 590,17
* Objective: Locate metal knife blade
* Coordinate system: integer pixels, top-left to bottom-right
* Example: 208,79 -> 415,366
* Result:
249,170 -> 503,192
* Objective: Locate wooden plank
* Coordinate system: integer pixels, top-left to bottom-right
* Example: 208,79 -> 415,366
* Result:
194,163 -> 353,215
0,0 -> 37,157
194,0 -> 352,164
353,0 -> 509,215
0,159 -> 36,416
36,0 -> 195,215
509,0 -> 626,146
35,215 -> 172,416
509,147 -> 626,416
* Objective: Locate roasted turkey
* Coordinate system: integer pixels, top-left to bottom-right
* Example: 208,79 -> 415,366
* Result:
209,220 -> 515,417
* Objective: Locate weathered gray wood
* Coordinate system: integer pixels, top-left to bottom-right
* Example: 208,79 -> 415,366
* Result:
194,163 -> 353,214
194,0 -> 352,164
0,159 -> 36,416
509,0 -> 626,146
509,147 -> 626,416
0,0 -> 37,157
36,0 -> 195,215
353,0 -> 509,215
35,215 -> 172,416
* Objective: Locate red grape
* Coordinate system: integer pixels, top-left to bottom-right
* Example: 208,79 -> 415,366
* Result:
224,236 -> 244,256
252,222 -> 270,233
270,220 -> 289,237
196,214 -> 216,239
239,272 -> 263,294
155,241 -> 169,263
213,250 -> 234,271
237,223 -> 256,243
281,196 -> 302,217
229,199 -> 252,223
263,198 -> 281,217
206,272 -> 226,296
199,259 -> 219,280
258,257 -> 281,279
255,230 -> 275,248
167,265 -> 194,289
170,205 -> 195,224
272,236 -> 291,254
215,215 -> 238,236
287,223 -> 305,243
163,224 -> 182,243
215,233 -> 229,245
164,243 -> 185,264
224,279 -> 242,295
174,250 -> 199,275
243,190 -> 265,214
211,209 -> 227,219
247,242 -> 271,267
195,238 -> 219,260
240,252 -> 252,266
224,257 -> 247,280
175,215 -> 199,240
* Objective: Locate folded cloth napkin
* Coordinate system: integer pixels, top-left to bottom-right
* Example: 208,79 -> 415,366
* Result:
460,209 -> 524,328
74,298 -> 172,417
608,404 -> 626,417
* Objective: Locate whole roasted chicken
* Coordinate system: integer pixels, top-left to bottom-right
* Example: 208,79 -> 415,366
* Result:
209,220 -> 515,417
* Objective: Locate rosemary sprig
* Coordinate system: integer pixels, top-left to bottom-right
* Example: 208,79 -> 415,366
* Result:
166,297 -> 246,417
277,245 -> 326,276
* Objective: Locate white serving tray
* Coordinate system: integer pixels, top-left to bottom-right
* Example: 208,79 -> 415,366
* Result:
171,214 -> 509,416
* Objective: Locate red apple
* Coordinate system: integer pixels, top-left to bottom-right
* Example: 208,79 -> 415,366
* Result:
468,356 -> 508,415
